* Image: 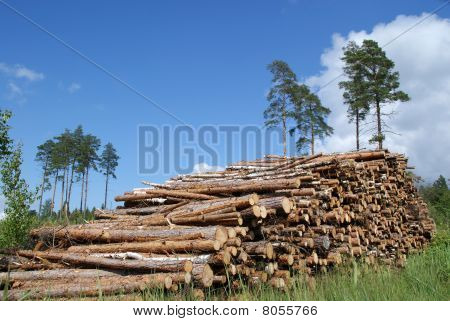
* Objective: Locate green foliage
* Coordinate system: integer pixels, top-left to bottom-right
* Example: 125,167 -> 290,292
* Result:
99,143 -> 119,209
264,60 -> 298,127
264,60 -> 299,156
290,85 -> 333,154
420,175 -> 450,228
0,110 -> 12,158
1,109 -> 36,248
0,142 -> 36,248
339,42 -> 371,150
100,143 -> 119,179
34,125 -> 106,216
339,40 -> 410,149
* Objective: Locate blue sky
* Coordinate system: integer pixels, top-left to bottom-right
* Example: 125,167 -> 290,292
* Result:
1,0 -> 449,210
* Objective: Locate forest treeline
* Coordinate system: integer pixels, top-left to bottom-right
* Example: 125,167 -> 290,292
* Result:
0,111 -> 119,247
35,126 -> 119,220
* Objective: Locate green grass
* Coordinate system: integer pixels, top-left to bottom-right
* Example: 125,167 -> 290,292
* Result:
236,230 -> 449,301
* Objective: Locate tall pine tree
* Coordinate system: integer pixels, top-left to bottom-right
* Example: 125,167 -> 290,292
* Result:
35,139 -> 55,215
99,143 -> 119,209
290,85 -> 333,155
339,41 -> 370,150
79,134 -> 100,215
341,40 -> 410,149
264,60 -> 298,156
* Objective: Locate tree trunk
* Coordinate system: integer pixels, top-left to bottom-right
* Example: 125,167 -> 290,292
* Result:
80,169 -> 85,213
67,163 -> 75,214
84,166 -> 89,217
38,160 -> 48,216
376,99 -> 382,150
104,172 -> 109,209
311,123 -> 315,156
64,165 -> 69,212
50,170 -> 58,214
282,96 -> 287,157
356,108 -> 360,151
59,168 -> 66,219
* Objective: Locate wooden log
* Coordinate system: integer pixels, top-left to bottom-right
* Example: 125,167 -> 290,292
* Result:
6,273 -> 173,300
182,179 -> 300,195
0,269 -> 121,283
17,251 -> 193,273
67,239 -> 222,254
242,241 -> 274,259
115,190 -> 218,202
192,264 -> 214,287
31,226 -> 228,244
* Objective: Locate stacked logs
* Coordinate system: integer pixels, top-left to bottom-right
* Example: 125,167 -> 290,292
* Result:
0,150 -> 435,300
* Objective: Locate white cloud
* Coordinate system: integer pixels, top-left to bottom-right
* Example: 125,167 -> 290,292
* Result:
192,162 -> 225,173
6,82 -> 27,104
68,82 -> 81,94
305,13 -> 450,181
7,82 -> 22,96
0,62 -> 44,81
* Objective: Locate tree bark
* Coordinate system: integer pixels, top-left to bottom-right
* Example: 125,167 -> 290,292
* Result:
6,273 -> 174,300
59,167 -> 66,219
356,108 -> 360,150
50,170 -> 58,214
376,98 -> 382,150
17,250 -> 193,273
31,225 -> 229,244
84,166 -> 89,216
0,268 -> 121,283
66,163 -> 75,213
38,160 -> 48,216
67,239 -> 222,254
80,169 -> 85,212
282,96 -> 287,157
310,112 -> 315,155
104,171 -> 109,209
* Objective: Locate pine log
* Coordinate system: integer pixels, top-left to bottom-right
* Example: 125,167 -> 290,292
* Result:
17,251 -> 193,273
67,239 -> 222,254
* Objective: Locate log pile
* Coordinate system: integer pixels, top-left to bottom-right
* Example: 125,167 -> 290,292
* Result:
0,150 -> 435,300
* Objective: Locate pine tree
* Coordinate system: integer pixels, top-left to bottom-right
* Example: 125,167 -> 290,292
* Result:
99,143 -> 119,209
35,139 -> 55,215
433,175 -> 448,191
342,40 -> 410,149
290,85 -> 333,155
79,134 -> 101,215
66,126 -> 83,213
264,60 -> 298,157
52,130 -> 72,219
339,41 -> 371,150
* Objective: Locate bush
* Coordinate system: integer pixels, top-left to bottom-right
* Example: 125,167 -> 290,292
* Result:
0,110 -> 36,249
420,175 -> 450,228
0,146 -> 36,248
